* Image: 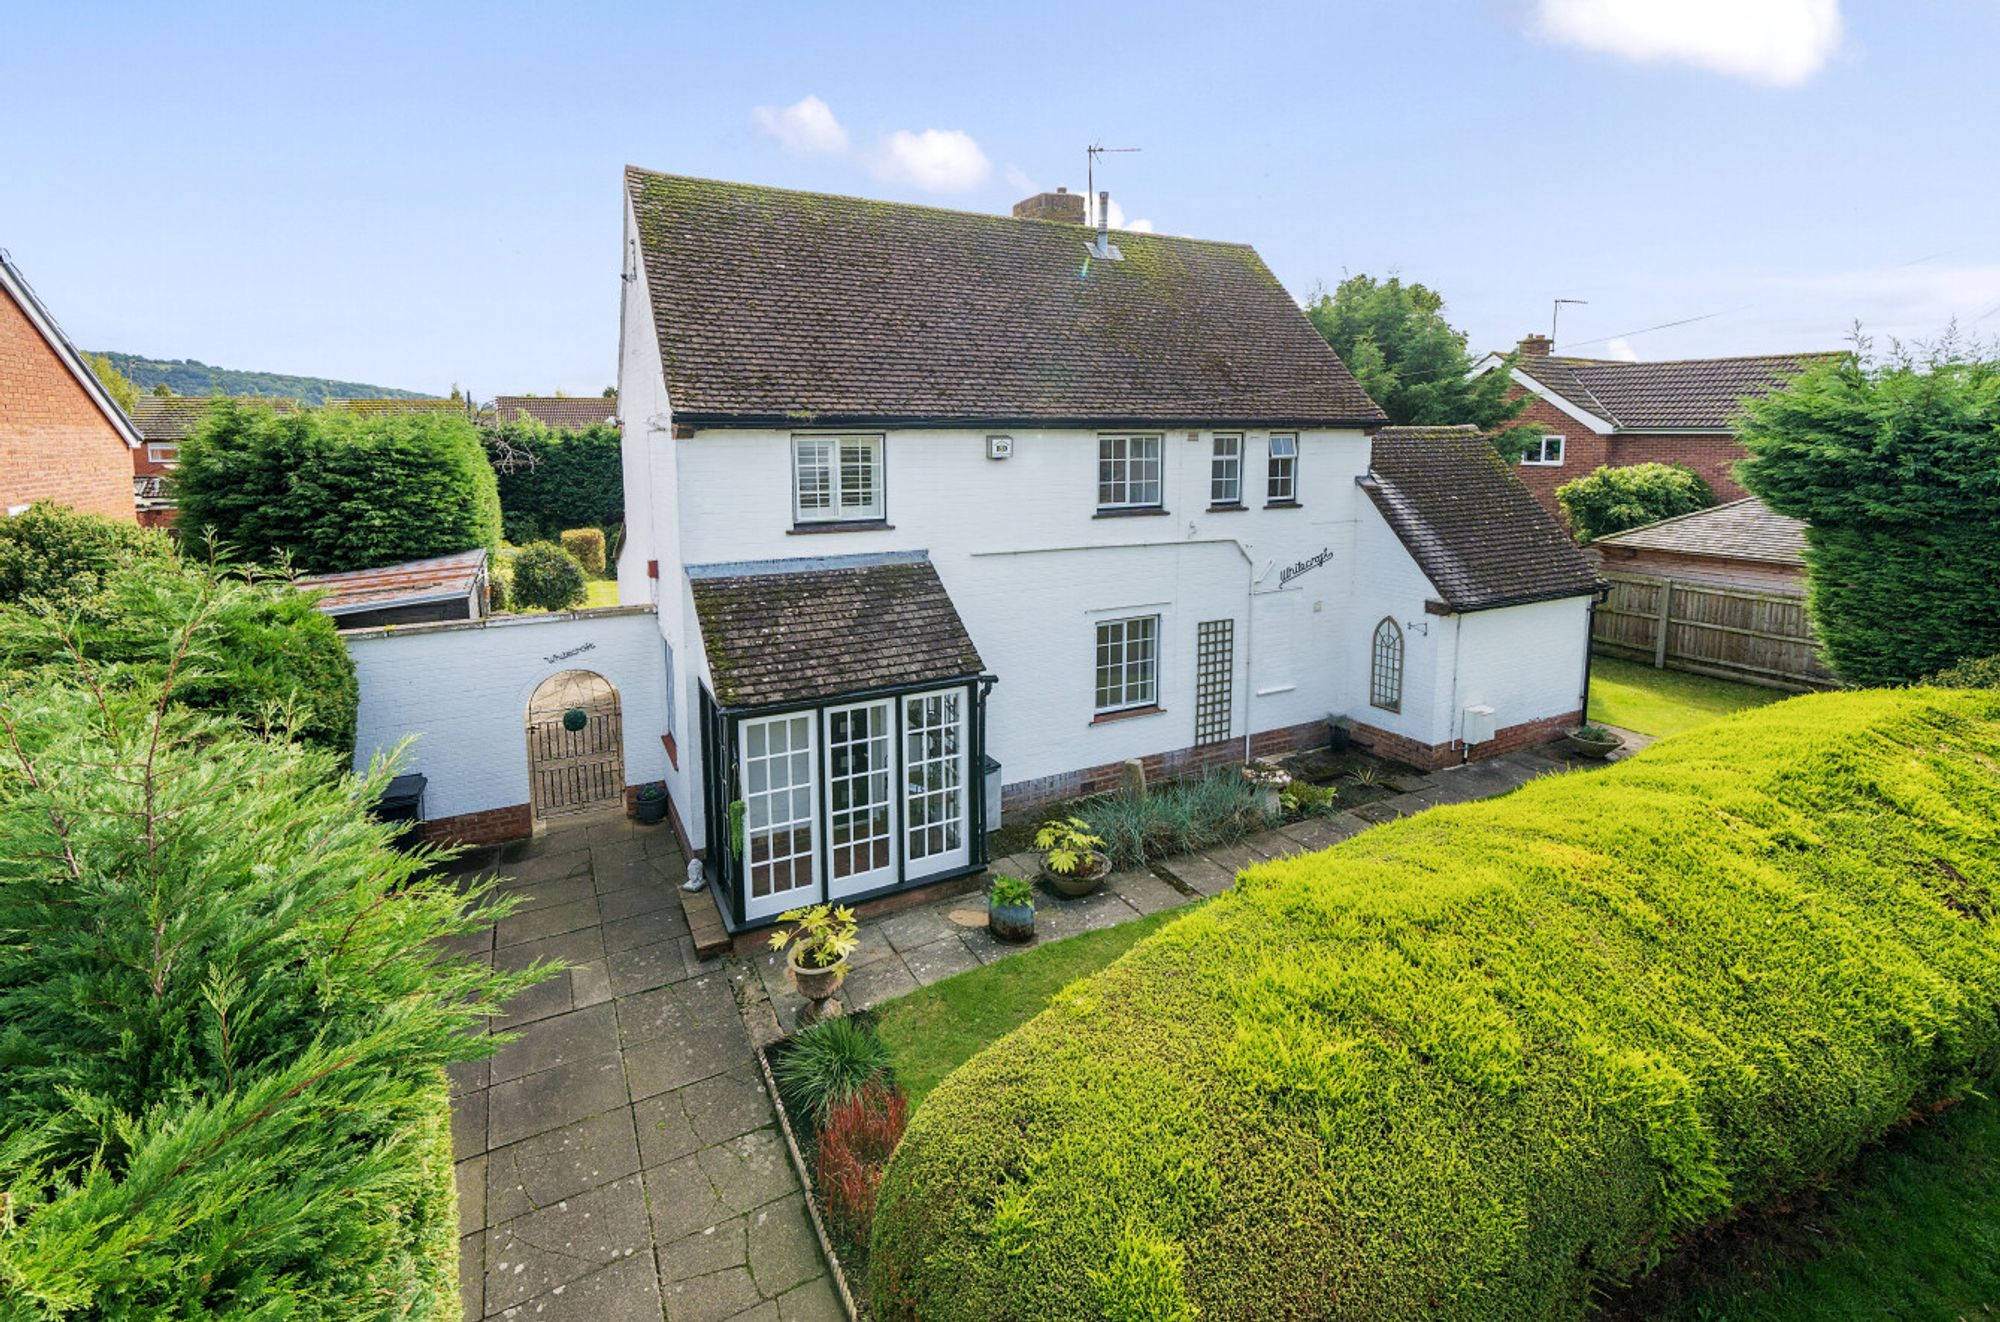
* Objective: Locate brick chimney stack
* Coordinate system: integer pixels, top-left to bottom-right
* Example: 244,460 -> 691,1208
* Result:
1011,186 -> 1087,224
1518,333 -> 1554,358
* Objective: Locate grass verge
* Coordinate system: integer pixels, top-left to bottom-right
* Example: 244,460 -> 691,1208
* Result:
1588,654 -> 1787,738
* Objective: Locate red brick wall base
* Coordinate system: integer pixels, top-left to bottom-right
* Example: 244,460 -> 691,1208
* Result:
1348,709 -> 1581,771
420,803 -> 534,847
999,718 -> 1331,818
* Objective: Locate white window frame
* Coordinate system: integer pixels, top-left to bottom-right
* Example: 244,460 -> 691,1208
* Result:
146,443 -> 180,467
792,434 -> 885,523
1521,433 -> 1566,466
1210,433 -> 1242,506
1097,434 -> 1164,510
1266,433 -> 1298,503
1094,615 -> 1160,714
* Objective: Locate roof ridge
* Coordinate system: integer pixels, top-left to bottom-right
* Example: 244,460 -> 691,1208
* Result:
1567,351 -> 1845,369
1595,496 -> 1765,542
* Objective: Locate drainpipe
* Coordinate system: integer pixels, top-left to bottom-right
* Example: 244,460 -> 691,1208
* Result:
1450,613 -> 1468,764
1579,583 -> 1611,723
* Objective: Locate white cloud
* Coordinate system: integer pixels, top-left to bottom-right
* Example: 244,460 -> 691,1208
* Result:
1606,337 -> 1640,361
871,128 -> 991,192
1764,262 -> 2000,340
1003,164 -> 1036,194
1101,197 -> 1154,234
1531,0 -> 1843,87
749,95 -> 849,155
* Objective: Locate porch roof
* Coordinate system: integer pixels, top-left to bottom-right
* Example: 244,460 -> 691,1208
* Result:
688,550 -> 984,708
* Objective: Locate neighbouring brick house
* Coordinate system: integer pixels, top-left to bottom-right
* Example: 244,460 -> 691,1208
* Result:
0,250 -> 141,520
1468,335 -> 1839,525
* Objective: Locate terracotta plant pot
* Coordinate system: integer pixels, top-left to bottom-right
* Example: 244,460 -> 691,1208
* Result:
787,941 -> 848,1002
1564,728 -> 1623,760
988,898 -> 1036,944
1040,848 -> 1111,898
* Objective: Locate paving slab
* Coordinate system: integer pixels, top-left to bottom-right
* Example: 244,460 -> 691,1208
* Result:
486,1052 -> 628,1150
608,936 -> 700,998
838,957 -> 919,1010
482,1173 -> 652,1313
1106,868 -> 1192,915
745,1195 -> 822,1299
493,1248 -> 665,1322
1155,851 -> 1238,897
875,904 -> 955,953
901,935 -> 981,985
486,1107 -> 641,1224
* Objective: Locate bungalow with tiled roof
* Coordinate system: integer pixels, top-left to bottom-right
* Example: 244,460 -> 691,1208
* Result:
486,395 -> 618,431
613,169 -> 1602,930
1468,336 -> 1841,523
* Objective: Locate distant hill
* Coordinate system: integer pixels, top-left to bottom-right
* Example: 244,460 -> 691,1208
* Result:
91,352 -> 434,406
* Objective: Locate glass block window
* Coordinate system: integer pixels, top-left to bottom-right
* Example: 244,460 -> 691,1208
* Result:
1210,434 -> 1242,505
1370,617 -> 1404,713
1195,618 -> 1234,743
1098,434 -> 1163,509
793,435 -> 884,522
1095,615 -> 1159,713
1267,433 -> 1298,503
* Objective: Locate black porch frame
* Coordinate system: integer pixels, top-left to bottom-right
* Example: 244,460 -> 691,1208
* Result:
698,673 -> 995,932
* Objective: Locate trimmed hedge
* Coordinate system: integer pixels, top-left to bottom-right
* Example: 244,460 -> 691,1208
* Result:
1556,461 -> 1715,541
871,690 -> 2000,1319
1931,654 -> 2000,689
509,541 -> 587,611
0,502 -> 174,606
482,420 -> 623,547
559,527 -> 607,577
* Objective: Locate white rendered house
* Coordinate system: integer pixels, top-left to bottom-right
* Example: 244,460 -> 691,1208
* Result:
614,169 -> 1600,931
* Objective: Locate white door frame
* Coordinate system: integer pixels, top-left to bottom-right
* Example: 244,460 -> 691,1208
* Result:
901,686 -> 971,881
739,710 -> 820,922
822,698 -> 899,899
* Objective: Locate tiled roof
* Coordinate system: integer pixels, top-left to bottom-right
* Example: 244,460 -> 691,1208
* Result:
297,548 -> 488,615
1515,352 -> 1841,431
322,397 -> 463,418
688,551 -> 984,708
626,168 -> 1386,429
1361,426 -> 1601,612
488,396 -> 619,430
128,395 -> 298,441
1593,496 -> 1806,565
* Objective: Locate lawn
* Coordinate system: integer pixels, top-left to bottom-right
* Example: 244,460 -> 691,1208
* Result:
1588,654 -> 1789,738
874,908 -> 1184,1105
583,578 -> 618,608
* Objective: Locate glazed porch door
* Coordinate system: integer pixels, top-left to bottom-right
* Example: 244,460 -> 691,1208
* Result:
902,687 -> 970,880
823,699 -> 898,898
739,712 -> 820,922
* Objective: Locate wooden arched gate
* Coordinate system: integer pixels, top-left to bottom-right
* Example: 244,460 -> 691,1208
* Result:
526,670 -> 625,819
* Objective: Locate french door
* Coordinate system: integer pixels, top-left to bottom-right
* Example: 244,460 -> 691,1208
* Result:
823,700 -> 898,898
739,712 -> 819,922
903,688 -> 970,880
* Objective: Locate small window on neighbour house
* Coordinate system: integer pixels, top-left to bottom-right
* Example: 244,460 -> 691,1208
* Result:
147,444 -> 180,466
1094,615 -> 1159,714
1521,434 -> 1565,466
1210,433 -> 1242,506
793,436 -> 885,523
1370,617 -> 1404,713
1267,433 -> 1298,503
1098,434 -> 1163,509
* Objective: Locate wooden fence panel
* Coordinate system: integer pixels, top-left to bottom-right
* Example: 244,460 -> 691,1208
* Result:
1592,573 -> 1835,690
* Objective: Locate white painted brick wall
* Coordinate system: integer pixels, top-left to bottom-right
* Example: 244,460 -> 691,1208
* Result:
345,608 -> 669,822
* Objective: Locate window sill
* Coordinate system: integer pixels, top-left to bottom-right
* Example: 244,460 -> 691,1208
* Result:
1254,685 -> 1296,698
1206,502 -> 1247,513
1519,461 -> 1565,468
1264,499 -> 1302,510
1093,507 -> 1170,519
1091,703 -> 1164,726
788,519 -> 893,535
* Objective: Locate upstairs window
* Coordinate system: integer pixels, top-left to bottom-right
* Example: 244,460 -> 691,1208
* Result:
1267,433 -> 1298,503
793,435 -> 884,523
1095,615 -> 1159,714
1098,434 -> 1163,510
1521,433 -> 1565,466
1210,433 -> 1242,506
1370,617 -> 1404,712
146,443 -> 180,467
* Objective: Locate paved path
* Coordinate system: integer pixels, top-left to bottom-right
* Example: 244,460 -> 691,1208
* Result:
445,742 -> 1609,1318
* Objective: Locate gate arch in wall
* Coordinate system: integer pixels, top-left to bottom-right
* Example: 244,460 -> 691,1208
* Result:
526,669 -> 625,818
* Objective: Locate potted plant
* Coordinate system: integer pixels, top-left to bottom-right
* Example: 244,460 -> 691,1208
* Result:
987,874 -> 1036,943
767,903 -> 860,1021
1034,817 -> 1110,898
1241,758 -> 1293,816
1564,724 -> 1623,759
634,782 -> 668,825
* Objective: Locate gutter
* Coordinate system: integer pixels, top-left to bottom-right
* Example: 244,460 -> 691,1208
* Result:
672,411 -> 1390,432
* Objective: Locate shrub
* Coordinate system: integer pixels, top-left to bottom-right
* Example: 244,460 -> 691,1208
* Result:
559,527 -> 607,576
1930,654 -> 2000,689
871,689 -> 2000,1319
1081,771 -> 1274,869
1556,462 -> 1715,541
174,399 -> 502,573
487,567 -> 511,613
1740,339 -> 2000,685
817,1082 -> 909,1250
482,420 -> 623,546
0,556 -> 359,755
0,502 -> 173,606
508,541 -> 587,611
1280,780 -> 1337,815
777,1016 -> 893,1125
0,673 -> 532,1315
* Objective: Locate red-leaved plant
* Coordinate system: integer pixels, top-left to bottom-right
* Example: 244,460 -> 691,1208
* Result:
815,1081 -> 908,1249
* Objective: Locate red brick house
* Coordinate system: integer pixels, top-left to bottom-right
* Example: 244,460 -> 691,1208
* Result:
1468,335 -> 1839,524
0,250 -> 141,520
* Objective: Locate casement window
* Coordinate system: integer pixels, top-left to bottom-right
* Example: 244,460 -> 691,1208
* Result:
1097,434 -> 1163,510
1210,433 -> 1243,506
147,443 -> 180,466
1266,433 -> 1298,503
1094,615 -> 1159,714
1370,617 -> 1404,713
1521,433 -> 1565,466
793,435 -> 885,523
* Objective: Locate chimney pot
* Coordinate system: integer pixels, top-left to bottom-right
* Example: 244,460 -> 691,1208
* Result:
1011,188 -> 1086,224
1518,333 -> 1553,358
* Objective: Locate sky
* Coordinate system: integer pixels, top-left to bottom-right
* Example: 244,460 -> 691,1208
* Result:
6,0 -> 1999,397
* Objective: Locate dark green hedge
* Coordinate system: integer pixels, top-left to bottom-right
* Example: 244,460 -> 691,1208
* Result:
174,400 -> 502,574
482,420 -> 623,547
1738,347 -> 2000,685
0,502 -> 174,606
871,690 -> 2000,1320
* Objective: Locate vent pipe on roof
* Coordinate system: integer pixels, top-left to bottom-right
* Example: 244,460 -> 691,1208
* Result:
1086,191 -> 1123,262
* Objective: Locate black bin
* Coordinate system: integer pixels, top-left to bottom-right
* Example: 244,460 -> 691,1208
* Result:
375,772 -> 428,851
